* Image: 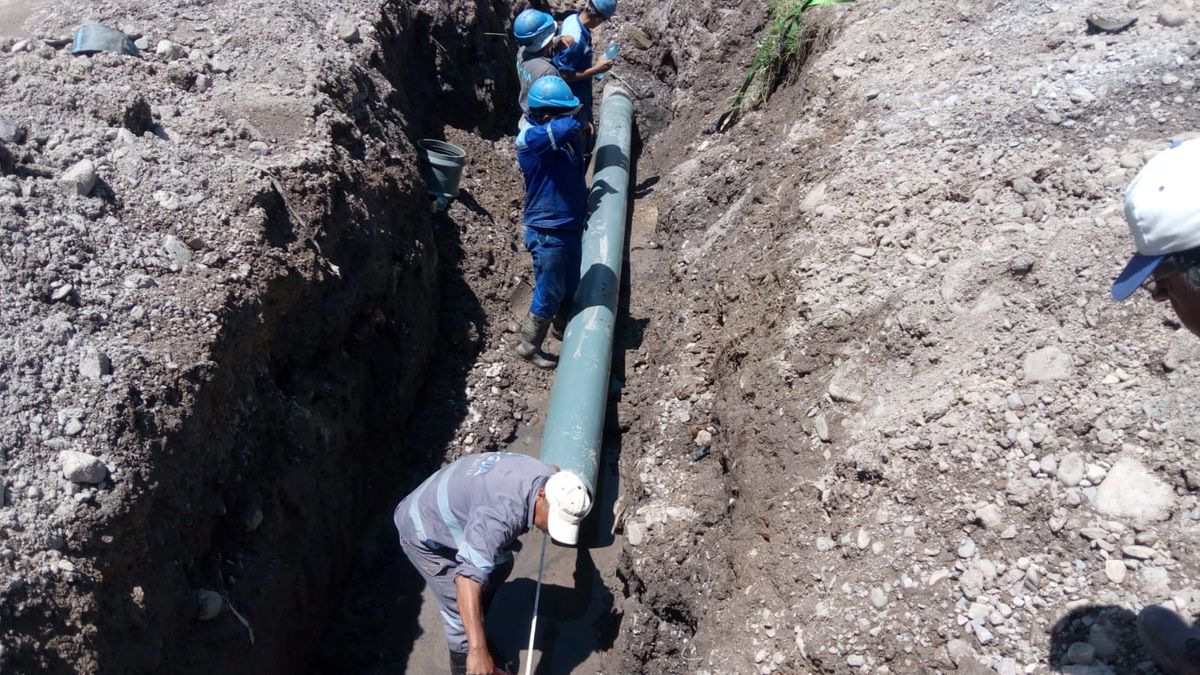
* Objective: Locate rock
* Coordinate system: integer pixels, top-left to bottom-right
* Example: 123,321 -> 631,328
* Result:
133,36 -> 150,50
625,520 -> 645,546
1122,545 -> 1156,560
209,55 -> 233,73
946,638 -> 976,667
973,623 -> 994,646
975,504 -> 1004,529
1104,559 -> 1127,584
60,160 -> 97,197
79,348 -> 112,380
123,274 -> 156,289
1024,346 -> 1073,382
155,40 -> 184,60
846,654 -> 865,667
814,413 -> 830,442
248,140 -> 270,155
194,74 -> 212,93
870,587 -> 888,609
928,568 -> 951,586
1157,8 -> 1190,26
1086,464 -> 1107,483
60,450 -> 108,484
162,235 -> 193,266
64,419 -> 83,436
1041,454 -> 1058,475
1095,457 -> 1174,523
957,537 -> 977,559
1140,566 -> 1171,595
828,374 -> 863,403
1065,642 -> 1095,665
337,22 -> 361,43
195,589 -> 224,621
0,116 -> 26,144
1057,453 -> 1085,487
1068,87 -> 1097,105
1163,329 -> 1200,371
960,568 -> 985,597
815,536 -> 836,552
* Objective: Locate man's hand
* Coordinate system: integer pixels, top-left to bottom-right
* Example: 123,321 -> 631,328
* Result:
466,645 -> 496,675
584,122 -> 596,136
592,58 -> 615,74
555,34 -> 576,50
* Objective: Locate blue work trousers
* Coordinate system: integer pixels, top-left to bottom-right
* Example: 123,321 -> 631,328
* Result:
524,226 -> 582,320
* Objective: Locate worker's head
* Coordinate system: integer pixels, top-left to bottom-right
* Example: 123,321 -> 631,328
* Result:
534,470 -> 592,545
527,76 -> 581,124
1111,138 -> 1200,337
514,9 -> 557,52
581,0 -> 616,27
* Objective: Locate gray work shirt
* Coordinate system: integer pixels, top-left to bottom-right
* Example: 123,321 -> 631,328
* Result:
394,452 -> 553,584
517,46 -> 561,117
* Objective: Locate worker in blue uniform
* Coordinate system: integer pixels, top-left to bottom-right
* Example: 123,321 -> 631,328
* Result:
513,76 -> 591,369
551,0 -> 617,161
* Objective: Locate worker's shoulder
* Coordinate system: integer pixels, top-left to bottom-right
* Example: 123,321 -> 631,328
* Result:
462,451 -> 547,478
561,13 -> 585,40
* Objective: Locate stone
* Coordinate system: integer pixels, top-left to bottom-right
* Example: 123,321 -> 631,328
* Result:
195,74 -> 212,93
814,413 -> 830,442
133,36 -> 150,51
0,116 -> 25,144
195,589 -> 223,620
1086,464 -> 1107,483
946,639 -> 976,667
123,274 -> 156,289
625,520 -> 645,546
337,22 -> 360,43
248,140 -> 270,155
870,587 -> 888,609
1064,642 -> 1095,665
1157,8 -> 1189,27
155,40 -> 183,60
973,623 -> 994,646
975,504 -> 1004,529
1140,566 -> 1171,595
846,654 -> 865,667
957,537 -> 977,559
1122,545 -> 1156,560
1096,457 -> 1175,523
162,235 -> 193,266
209,55 -> 233,73
1024,346 -> 1073,382
60,450 -> 108,484
1057,452 -> 1085,487
815,536 -> 836,552
60,160 -> 97,197
828,374 -> 863,403
79,349 -> 112,380
1068,87 -> 1097,105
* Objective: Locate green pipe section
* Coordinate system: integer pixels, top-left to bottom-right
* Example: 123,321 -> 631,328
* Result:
538,83 -> 634,499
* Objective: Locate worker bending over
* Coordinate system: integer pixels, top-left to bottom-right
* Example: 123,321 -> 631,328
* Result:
514,76 -> 590,369
552,0 -> 617,160
394,452 -> 591,675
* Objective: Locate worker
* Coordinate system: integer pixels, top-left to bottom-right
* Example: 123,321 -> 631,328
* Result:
1110,137 -> 1200,673
513,9 -> 573,128
513,76 -> 590,369
551,0 -> 617,159
394,452 -> 592,675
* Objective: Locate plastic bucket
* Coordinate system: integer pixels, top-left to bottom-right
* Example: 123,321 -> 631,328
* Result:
417,139 -> 468,198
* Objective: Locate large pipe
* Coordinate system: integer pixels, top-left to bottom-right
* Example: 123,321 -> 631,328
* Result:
538,82 -> 634,503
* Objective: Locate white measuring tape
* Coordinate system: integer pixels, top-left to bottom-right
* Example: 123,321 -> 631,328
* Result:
524,532 -> 549,675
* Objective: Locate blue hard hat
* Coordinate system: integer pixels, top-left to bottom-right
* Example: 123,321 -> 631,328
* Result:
514,9 -> 557,50
589,0 -> 617,19
528,76 -> 581,111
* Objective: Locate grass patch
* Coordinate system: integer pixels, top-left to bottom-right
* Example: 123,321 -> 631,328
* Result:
712,0 -> 849,132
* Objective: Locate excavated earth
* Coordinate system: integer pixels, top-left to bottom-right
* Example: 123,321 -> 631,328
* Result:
2,0 -> 1200,673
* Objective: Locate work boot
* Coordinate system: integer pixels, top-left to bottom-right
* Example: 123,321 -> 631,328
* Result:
1138,605 -> 1200,675
549,302 -> 571,342
515,312 -> 557,370
448,650 -> 468,675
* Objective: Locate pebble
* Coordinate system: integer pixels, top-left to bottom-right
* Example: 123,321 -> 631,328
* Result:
60,450 -> 108,484
1157,8 -> 1190,26
162,235 -> 193,266
1005,393 -> 1025,411
133,36 -> 150,51
957,537 -> 977,559
1123,545 -> 1155,560
1096,457 -> 1174,523
60,160 -> 97,197
814,413 -> 830,442
828,376 -> 863,404
195,74 -> 212,93
625,521 -> 645,546
248,141 -> 270,155
1065,642 -> 1095,665
155,40 -> 184,60
816,536 -> 836,552
928,568 -> 951,586
973,623 -> 994,646
51,283 -> 73,301
195,589 -> 224,620
0,177 -> 19,195
1056,452 -> 1085,487
210,55 -> 233,73
1023,346 -> 1073,382
870,587 -> 888,609
846,654 -> 865,667
123,274 -> 157,289
79,348 -> 112,380
975,504 -> 1004,530
1085,464 -> 1107,484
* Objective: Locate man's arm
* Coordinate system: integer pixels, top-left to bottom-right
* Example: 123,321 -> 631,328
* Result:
560,57 -> 613,82
455,575 -> 495,675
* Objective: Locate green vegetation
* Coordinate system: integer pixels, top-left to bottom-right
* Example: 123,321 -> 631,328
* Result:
714,0 -> 851,132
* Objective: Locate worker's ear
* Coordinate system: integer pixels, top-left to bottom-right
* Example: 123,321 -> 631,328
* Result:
537,488 -> 546,500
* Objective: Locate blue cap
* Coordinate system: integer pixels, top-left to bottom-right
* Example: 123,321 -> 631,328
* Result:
1111,251 -> 1165,300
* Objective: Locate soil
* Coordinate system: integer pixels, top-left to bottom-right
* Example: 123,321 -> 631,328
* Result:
3,0 -> 1200,673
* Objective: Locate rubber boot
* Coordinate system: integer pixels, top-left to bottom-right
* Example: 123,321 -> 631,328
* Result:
549,301 -> 571,342
449,650 -> 468,675
515,313 -> 556,370
1138,605 -> 1200,675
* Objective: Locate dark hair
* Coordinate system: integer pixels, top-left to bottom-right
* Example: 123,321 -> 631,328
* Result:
1162,246 -> 1200,291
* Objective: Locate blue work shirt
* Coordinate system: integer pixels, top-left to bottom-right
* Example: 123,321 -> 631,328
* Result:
394,453 -> 554,585
552,13 -> 594,118
516,116 -> 587,231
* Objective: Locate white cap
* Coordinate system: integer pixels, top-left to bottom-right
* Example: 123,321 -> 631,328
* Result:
545,471 -> 592,546
1112,138 -> 1200,299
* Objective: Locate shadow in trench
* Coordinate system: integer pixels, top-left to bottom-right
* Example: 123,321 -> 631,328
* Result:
310,202 -> 490,674
1047,603 -> 1159,673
